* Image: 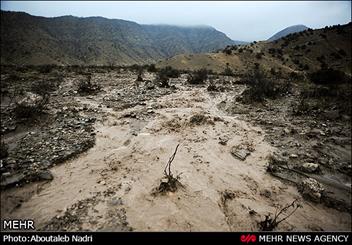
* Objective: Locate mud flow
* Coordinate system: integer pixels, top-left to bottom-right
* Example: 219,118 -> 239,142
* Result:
0,67 -> 351,231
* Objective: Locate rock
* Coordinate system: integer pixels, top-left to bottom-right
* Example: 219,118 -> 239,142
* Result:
189,114 -> 212,125
231,146 -> 251,161
289,154 -> 298,159
283,128 -> 291,134
37,170 -> 54,181
145,80 -> 155,90
301,162 -> 319,173
323,110 -> 339,120
218,136 -> 229,145
110,197 -> 123,206
17,92 -> 43,107
260,189 -> 272,198
0,173 -> 25,187
1,172 -> 11,177
308,128 -> 324,138
341,114 -> 350,121
336,162 -> 352,175
298,178 -> 324,202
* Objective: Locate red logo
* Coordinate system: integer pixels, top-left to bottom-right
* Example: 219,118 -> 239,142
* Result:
240,234 -> 257,243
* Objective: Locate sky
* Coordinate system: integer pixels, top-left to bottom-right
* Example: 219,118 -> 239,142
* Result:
1,1 -> 351,41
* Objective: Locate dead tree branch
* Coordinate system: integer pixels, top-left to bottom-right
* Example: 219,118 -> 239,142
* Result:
164,143 -> 180,177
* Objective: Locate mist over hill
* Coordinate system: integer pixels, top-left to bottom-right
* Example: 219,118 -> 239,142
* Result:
0,11 -> 240,66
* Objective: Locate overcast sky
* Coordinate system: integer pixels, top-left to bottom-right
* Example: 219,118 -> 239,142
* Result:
1,1 -> 351,41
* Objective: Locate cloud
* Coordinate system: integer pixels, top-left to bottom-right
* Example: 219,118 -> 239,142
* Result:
1,1 -> 351,41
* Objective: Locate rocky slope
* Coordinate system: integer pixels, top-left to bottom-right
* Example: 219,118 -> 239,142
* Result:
1,11 -> 238,66
159,22 -> 351,75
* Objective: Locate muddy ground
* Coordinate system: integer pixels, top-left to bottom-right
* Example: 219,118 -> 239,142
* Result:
0,67 -> 351,231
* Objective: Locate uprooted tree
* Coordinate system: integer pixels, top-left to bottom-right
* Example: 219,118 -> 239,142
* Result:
154,144 -> 184,195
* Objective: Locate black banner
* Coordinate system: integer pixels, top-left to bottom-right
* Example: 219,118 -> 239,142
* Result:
0,232 -> 351,244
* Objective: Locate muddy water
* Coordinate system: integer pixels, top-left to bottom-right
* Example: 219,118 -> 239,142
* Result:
1,87 -> 351,231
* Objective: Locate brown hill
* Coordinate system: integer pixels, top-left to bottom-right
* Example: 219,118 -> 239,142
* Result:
158,23 -> 352,75
0,11 -> 237,66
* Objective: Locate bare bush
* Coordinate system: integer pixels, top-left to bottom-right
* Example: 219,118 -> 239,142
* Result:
222,64 -> 234,76
77,75 -> 101,94
309,68 -> 350,86
259,199 -> 302,231
154,144 -> 184,195
31,79 -> 58,99
187,69 -> 208,84
158,66 -> 180,78
154,66 -> 180,87
136,68 -> 144,82
293,97 -> 311,116
241,68 -> 288,103
147,64 -> 157,72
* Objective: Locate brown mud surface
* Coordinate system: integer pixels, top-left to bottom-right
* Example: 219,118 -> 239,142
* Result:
1,68 -> 350,231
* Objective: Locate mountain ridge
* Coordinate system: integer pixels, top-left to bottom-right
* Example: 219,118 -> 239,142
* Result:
1,10 -> 242,66
268,24 -> 309,41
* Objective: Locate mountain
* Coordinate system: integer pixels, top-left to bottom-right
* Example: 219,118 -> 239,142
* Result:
158,23 -> 351,75
0,11 -> 238,66
268,24 -> 309,41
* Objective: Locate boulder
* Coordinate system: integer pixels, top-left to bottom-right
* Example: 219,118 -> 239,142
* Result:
18,92 -> 44,107
298,178 -> 324,202
0,173 -> 25,187
231,146 -> 251,161
301,162 -> 319,173
36,170 -> 54,181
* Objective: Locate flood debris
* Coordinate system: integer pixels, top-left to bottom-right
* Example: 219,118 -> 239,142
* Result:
231,145 -> 251,161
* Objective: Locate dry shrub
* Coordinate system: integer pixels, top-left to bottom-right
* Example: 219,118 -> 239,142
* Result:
187,69 -> 208,84
153,144 -> 184,195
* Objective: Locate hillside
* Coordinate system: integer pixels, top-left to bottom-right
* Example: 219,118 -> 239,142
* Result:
158,23 -> 352,75
0,11 -> 237,66
268,25 -> 309,41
